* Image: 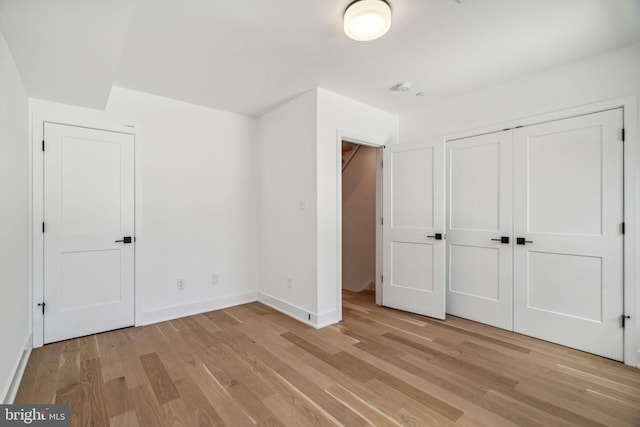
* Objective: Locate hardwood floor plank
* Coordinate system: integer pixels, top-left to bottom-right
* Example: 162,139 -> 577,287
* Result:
325,383 -> 404,427
193,313 -> 224,333
78,335 -> 100,361
204,309 -> 241,327
217,328 -> 368,427
263,394 -> 321,427
139,353 -> 180,404
99,348 -> 125,383
240,321 -> 337,391
383,332 -> 519,389
224,379 -> 286,426
55,349 -> 80,392
55,381 -> 89,427
103,376 -> 132,419
187,361 -> 257,427
16,290 -> 640,426
227,350 -> 341,426
109,411 -> 140,427
358,378 -> 467,427
129,384 -> 166,427
151,323 -> 193,382
114,340 -> 148,389
160,398 -> 197,427
80,357 -> 109,426
22,341 -> 63,404
174,376 -> 226,427
424,317 -> 531,354
515,382 -> 638,427
556,363 -> 640,397
282,332 -> 464,422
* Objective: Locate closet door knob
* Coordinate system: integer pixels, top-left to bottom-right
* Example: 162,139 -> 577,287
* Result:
427,233 -> 443,240
516,237 -> 533,245
491,236 -> 510,244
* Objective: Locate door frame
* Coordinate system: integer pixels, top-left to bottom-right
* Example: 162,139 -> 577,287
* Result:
31,112 -> 141,348
336,131 -> 385,311
445,96 -> 638,367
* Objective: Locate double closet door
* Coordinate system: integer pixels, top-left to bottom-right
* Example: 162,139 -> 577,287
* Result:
446,109 -> 624,361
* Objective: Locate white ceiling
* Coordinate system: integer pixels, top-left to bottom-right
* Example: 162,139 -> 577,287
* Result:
1,0 -> 639,116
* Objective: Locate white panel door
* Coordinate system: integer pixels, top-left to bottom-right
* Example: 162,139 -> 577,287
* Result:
44,123 -> 135,343
383,141 -> 445,318
446,131 -> 513,330
513,109 -> 624,360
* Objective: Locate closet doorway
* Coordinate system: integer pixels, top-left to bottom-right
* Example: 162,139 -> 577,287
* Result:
446,108 -> 625,361
341,141 -> 382,303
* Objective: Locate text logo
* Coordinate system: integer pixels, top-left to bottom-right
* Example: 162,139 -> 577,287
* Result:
0,405 -> 68,426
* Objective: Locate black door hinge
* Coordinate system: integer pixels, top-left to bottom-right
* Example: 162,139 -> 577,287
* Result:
381,217 -> 384,225
42,222 -> 45,233
381,274 -> 383,283
42,140 -> 45,151
622,222 -> 625,235
37,302 -> 46,315
622,128 -> 625,142
622,314 -> 630,328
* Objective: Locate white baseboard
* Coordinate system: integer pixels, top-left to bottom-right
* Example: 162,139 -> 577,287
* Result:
139,292 -> 257,326
2,334 -> 32,404
342,280 -> 375,293
257,292 -> 319,328
317,309 -> 341,329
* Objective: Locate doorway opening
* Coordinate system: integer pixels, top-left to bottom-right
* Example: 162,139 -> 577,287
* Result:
340,140 -> 382,307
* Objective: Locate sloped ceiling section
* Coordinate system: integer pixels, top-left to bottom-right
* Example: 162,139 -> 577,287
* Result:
0,0 -> 639,115
0,0 -> 136,109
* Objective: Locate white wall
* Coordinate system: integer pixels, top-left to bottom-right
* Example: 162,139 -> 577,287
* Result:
401,43 -> 640,140
0,30 -> 30,402
257,90 -> 318,322
400,42 -> 640,366
31,86 -> 259,326
317,89 -> 399,322
257,88 -> 398,326
342,145 -> 377,292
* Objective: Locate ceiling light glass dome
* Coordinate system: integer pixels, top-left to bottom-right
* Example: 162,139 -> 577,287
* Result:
344,0 -> 392,41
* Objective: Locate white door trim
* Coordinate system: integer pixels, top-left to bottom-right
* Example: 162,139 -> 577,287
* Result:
444,96 -> 638,367
336,130 -> 385,317
31,112 -> 141,348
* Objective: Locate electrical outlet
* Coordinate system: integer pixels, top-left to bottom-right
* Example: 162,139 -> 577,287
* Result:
287,276 -> 293,288
212,274 -> 219,285
177,279 -> 185,290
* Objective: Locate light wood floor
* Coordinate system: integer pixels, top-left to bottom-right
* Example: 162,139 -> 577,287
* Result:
15,291 -> 640,426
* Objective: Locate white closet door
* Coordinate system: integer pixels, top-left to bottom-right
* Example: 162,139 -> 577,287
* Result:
446,131 -> 513,330
513,109 -> 624,360
44,123 -> 135,344
382,141 -> 446,318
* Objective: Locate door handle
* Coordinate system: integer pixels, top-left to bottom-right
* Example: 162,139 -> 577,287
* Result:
491,236 -> 510,244
427,233 -> 443,240
516,237 -> 533,245
115,236 -> 132,244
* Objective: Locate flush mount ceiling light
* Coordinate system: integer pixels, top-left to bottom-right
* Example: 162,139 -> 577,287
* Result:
344,0 -> 392,41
